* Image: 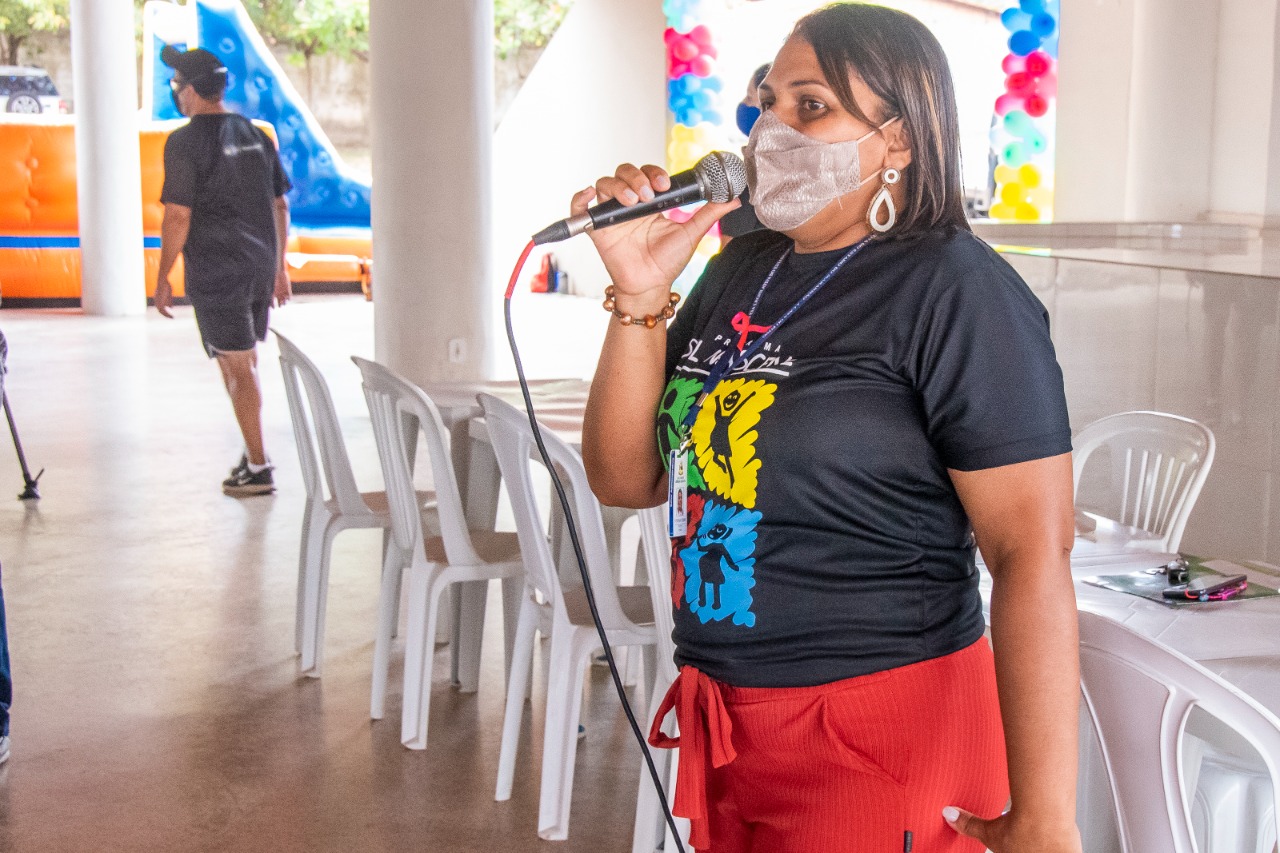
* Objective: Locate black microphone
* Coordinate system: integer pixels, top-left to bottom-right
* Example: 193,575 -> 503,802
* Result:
532,151 -> 748,245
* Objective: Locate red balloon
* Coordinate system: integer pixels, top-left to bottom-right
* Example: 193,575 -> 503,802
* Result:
1001,54 -> 1025,75
673,37 -> 699,62
689,24 -> 714,46
1006,71 -> 1034,96
663,27 -> 679,45
691,54 -> 715,77
1035,73 -> 1057,97
994,93 -> 1022,116
1025,50 -> 1051,77
1024,95 -> 1048,117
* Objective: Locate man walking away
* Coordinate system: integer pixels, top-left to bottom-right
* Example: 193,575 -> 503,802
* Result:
153,46 -> 292,496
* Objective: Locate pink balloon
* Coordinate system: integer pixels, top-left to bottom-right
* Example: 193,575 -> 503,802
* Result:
1001,54 -> 1026,75
994,93 -> 1023,116
689,25 -> 714,46
1024,50 -> 1051,77
691,55 -> 715,77
1035,73 -> 1057,97
1006,71 -> 1034,96
1024,95 -> 1048,117
663,27 -> 679,45
669,58 -> 692,78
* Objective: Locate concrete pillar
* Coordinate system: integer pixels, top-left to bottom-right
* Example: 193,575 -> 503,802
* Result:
1266,1 -> 1280,226
370,0 -> 493,385
69,0 -> 146,316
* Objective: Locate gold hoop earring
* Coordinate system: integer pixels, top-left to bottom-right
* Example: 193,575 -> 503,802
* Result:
868,168 -> 900,233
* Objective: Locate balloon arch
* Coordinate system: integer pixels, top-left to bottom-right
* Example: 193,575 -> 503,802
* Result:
660,0 -> 1060,248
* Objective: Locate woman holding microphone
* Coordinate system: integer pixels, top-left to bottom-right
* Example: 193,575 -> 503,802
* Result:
579,5 -> 1081,851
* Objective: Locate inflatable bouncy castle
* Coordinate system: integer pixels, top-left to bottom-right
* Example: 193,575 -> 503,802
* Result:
0,0 -> 372,304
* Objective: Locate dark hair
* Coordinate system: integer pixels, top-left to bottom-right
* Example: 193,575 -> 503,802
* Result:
794,3 -> 969,238
190,70 -> 228,100
750,63 -> 771,90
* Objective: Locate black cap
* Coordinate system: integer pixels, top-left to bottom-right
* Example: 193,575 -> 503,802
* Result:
161,46 -> 226,81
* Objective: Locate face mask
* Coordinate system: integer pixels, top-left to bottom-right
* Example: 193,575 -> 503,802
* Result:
744,110 -> 899,232
736,102 -> 761,136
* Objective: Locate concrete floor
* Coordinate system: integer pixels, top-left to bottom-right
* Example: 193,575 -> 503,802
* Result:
0,295 -> 647,852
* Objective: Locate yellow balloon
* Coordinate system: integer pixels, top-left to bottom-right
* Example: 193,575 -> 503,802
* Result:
1018,164 -> 1041,189
1014,203 -> 1041,221
988,202 -> 1017,220
999,182 -> 1025,205
1027,187 -> 1054,210
695,234 -> 719,258
993,164 -> 1018,185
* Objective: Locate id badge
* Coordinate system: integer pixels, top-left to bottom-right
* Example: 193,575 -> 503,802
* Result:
667,448 -> 688,539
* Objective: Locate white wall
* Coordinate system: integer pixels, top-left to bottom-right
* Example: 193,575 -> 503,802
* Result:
1058,0 -> 1280,223
1209,0 -> 1277,220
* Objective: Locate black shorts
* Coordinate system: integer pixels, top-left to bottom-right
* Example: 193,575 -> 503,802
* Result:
189,289 -> 271,358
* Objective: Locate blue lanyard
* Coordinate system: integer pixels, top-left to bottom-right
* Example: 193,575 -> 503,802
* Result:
678,234 -> 875,443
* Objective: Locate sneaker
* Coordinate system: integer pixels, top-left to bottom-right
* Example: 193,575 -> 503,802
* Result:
229,452 -> 249,478
222,464 -> 275,496
0,735 -> 10,765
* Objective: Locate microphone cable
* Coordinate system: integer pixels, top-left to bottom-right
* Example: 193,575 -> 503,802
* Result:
502,239 -> 688,853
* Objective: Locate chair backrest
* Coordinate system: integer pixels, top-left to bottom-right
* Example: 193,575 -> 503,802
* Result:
478,393 -> 634,629
1072,411 -> 1215,552
351,357 -> 479,565
1077,609 -> 1280,853
273,330 -> 365,513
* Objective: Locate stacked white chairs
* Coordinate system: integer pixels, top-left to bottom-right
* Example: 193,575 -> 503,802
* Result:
353,358 -> 523,750
273,330 -> 437,678
478,393 -> 658,841
1072,410 -> 1215,553
1077,609 -> 1280,853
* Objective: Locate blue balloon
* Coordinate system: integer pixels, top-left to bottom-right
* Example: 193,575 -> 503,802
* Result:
1001,8 -> 1030,31
701,76 -> 723,93
683,108 -> 704,126
1009,30 -> 1042,56
1030,13 -> 1057,37
1019,0 -> 1045,12
703,109 -> 722,125
691,90 -> 713,110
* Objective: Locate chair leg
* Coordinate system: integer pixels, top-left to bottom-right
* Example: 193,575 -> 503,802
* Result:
495,592 -> 538,802
455,579 -> 488,694
370,542 -> 405,720
501,574 -> 523,688
537,631 -> 590,841
631,738 -> 672,853
299,515 -> 338,678
401,565 -> 446,750
295,497 -> 316,654
383,528 -> 400,639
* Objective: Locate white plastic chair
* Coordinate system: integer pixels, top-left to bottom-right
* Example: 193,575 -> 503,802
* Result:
478,393 -> 658,841
1072,411 -> 1215,553
1077,609 -> 1280,853
353,358 -> 523,750
273,330 -> 436,677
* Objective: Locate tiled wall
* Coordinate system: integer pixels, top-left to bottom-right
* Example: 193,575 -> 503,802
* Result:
1000,251 -> 1280,561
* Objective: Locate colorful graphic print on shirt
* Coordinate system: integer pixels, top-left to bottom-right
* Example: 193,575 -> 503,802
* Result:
659,374 -> 776,626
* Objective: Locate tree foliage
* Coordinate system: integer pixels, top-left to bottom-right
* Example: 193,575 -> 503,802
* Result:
248,0 -> 369,64
0,0 -> 69,66
494,0 -> 571,60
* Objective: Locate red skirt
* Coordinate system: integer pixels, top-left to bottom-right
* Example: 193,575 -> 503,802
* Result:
649,639 -> 1009,852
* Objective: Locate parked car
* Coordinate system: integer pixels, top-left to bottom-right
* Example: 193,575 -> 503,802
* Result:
0,67 -> 67,114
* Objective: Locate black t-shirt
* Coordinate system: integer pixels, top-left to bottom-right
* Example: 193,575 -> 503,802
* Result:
658,228 -> 1071,688
161,113 -> 291,297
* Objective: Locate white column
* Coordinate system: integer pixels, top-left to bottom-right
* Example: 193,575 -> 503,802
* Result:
69,0 -> 146,316
370,0 -> 493,385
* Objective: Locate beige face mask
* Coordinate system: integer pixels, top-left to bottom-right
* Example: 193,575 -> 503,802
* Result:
744,110 -> 899,232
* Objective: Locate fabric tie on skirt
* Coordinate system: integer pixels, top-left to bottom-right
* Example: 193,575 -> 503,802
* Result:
648,665 -> 738,850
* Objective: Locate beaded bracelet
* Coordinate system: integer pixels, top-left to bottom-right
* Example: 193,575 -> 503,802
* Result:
602,286 -> 681,329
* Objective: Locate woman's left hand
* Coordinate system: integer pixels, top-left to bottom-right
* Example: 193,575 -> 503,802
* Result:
944,806 -> 1082,853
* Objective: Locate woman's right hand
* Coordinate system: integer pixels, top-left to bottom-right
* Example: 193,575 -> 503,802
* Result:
573,162 -> 740,304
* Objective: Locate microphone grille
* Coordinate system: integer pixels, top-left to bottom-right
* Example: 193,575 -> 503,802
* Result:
694,151 -> 748,204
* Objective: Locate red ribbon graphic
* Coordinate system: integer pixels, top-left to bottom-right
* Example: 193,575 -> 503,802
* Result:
730,311 -> 771,352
